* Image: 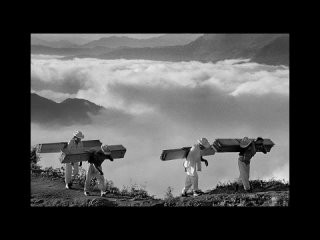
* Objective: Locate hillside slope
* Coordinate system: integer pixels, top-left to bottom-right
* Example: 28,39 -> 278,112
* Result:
31,174 -> 289,207
251,35 -> 289,66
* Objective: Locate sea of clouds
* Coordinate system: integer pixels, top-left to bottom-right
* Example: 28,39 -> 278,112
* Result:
31,56 -> 289,198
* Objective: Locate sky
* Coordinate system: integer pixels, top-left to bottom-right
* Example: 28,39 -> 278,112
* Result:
32,34 -> 166,44
31,55 -> 289,199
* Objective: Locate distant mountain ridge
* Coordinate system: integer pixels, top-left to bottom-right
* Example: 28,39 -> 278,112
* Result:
31,36 -> 80,48
31,45 -> 113,57
95,34 -> 289,65
185,34 -> 286,61
31,34 -> 203,58
31,34 -> 289,66
81,34 -> 203,48
31,34 -> 203,49
31,93 -> 104,125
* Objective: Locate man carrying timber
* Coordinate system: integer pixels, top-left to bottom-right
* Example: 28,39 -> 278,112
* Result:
235,137 -> 267,193
84,144 -> 114,197
181,137 -> 216,197
65,131 -> 84,189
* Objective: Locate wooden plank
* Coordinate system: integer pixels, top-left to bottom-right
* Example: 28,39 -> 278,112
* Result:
160,147 -> 217,161
59,151 -> 91,164
214,138 -> 275,152
160,138 -> 275,161
36,142 -> 67,153
83,140 -> 103,148
59,145 -> 127,163
160,148 -> 189,161
202,147 -> 218,156
103,145 -> 127,159
37,140 -> 102,153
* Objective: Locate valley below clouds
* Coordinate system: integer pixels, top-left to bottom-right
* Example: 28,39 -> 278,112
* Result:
31,55 -> 289,198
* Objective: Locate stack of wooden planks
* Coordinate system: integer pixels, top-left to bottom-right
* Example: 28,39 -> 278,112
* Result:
59,145 -> 127,163
36,140 -> 103,153
36,140 -> 127,163
212,138 -> 275,153
160,138 -> 275,161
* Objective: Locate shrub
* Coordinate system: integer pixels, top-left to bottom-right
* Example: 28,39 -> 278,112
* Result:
164,186 -> 174,199
31,145 -> 41,171
73,171 -> 120,193
41,166 -> 65,179
104,179 -> 119,193
211,178 -> 289,193
118,183 -> 150,198
73,168 -> 87,187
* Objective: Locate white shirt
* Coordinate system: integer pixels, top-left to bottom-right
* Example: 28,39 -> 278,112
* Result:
67,138 -> 84,153
183,144 -> 202,176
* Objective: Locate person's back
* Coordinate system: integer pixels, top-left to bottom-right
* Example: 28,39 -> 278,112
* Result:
84,145 -> 114,196
185,144 -> 202,175
87,148 -> 112,174
239,141 -> 256,165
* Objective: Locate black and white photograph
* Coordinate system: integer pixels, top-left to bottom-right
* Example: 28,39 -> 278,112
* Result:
30,33 -> 289,207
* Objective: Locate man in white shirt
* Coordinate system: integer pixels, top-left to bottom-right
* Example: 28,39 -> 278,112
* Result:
65,130 -> 84,189
181,137 -> 216,197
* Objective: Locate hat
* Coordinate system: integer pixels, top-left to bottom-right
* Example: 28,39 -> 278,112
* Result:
73,131 -> 84,139
101,144 -> 111,155
256,137 -> 264,142
197,137 -> 211,149
240,137 -> 252,148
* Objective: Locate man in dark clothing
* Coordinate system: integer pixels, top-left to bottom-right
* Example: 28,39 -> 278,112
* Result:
84,144 -> 114,197
235,137 -> 267,193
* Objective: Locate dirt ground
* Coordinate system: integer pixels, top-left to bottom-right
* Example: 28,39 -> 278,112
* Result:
31,175 -> 289,207
31,175 -> 164,207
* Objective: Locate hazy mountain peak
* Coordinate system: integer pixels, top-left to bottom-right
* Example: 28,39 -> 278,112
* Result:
31,36 -> 79,48
31,93 -> 104,126
81,34 -> 203,48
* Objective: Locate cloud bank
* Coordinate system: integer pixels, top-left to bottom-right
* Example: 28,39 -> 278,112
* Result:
31,56 -> 289,198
